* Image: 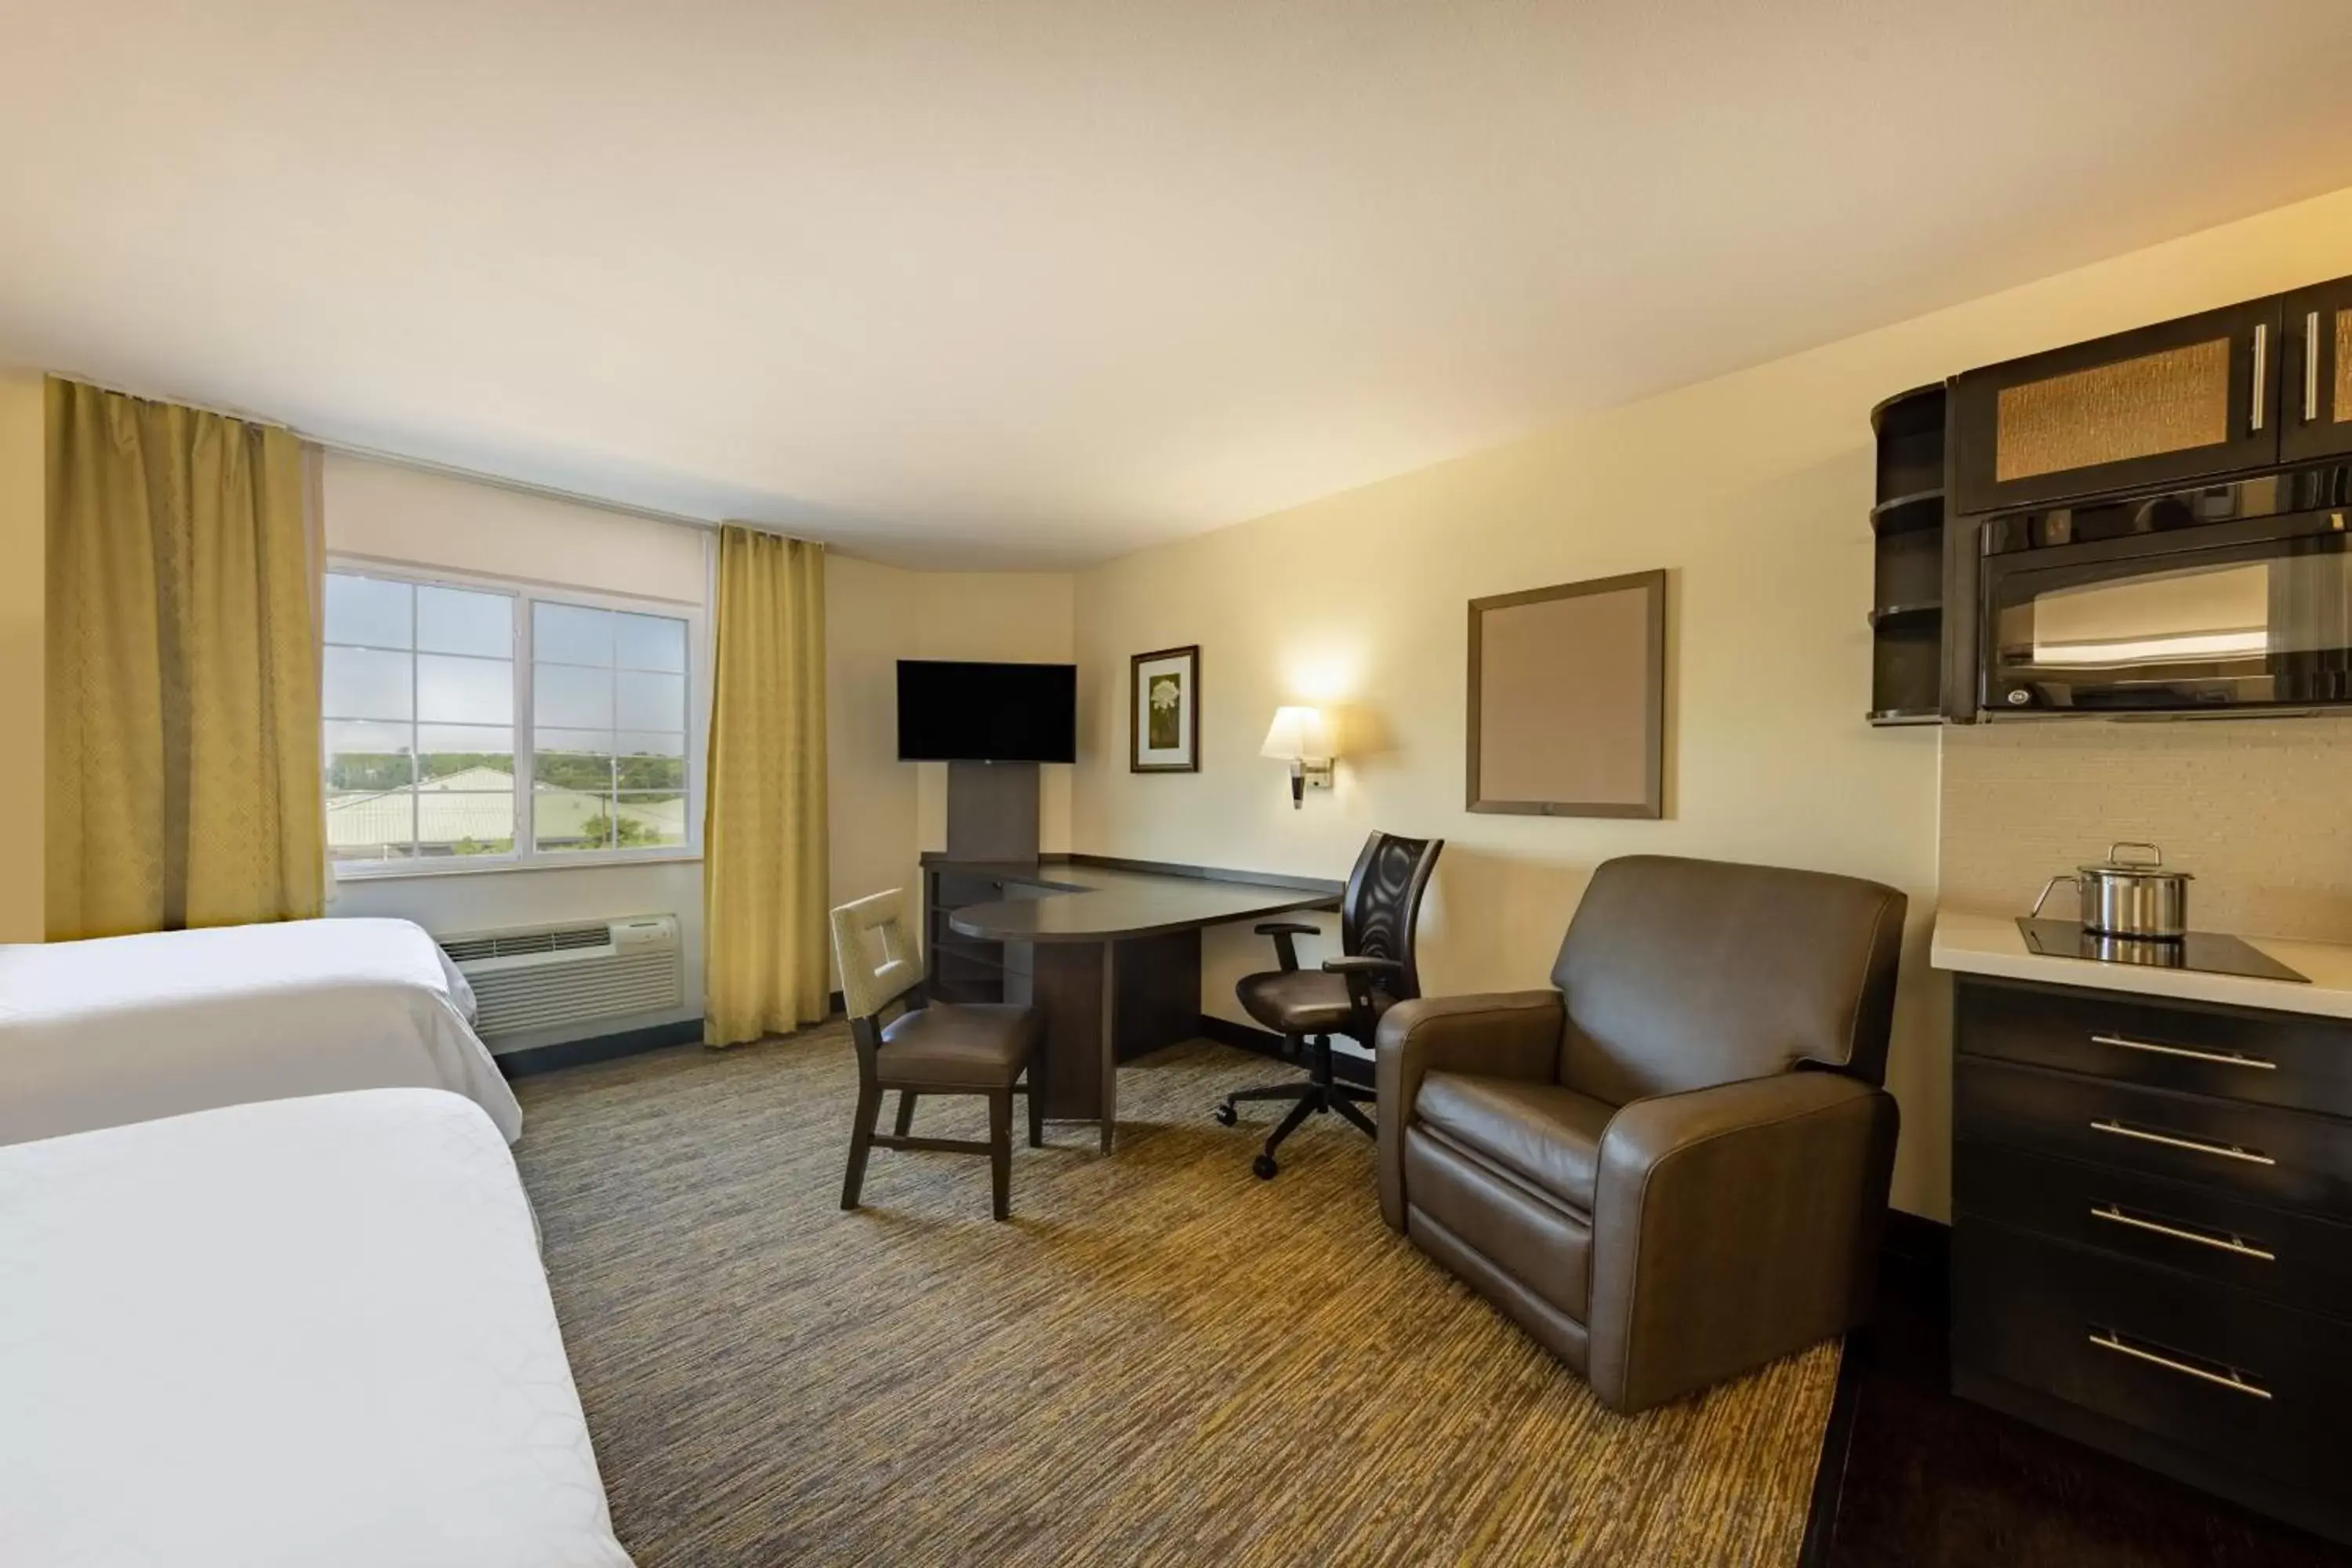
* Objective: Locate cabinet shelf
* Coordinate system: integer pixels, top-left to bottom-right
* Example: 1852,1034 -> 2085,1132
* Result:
1868,601 -> 1943,626
1870,488 -> 1946,534
1867,707 -> 1944,727
1868,383 -> 1951,727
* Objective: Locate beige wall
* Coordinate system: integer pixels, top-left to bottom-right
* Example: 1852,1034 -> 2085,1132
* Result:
906,572 -> 1077,855
0,372 -> 42,941
1072,183 -> 2352,1221
1942,719 -> 2352,942
826,554 -> 922,921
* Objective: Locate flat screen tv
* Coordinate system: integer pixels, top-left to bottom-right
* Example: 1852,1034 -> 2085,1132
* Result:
896,660 -> 1076,763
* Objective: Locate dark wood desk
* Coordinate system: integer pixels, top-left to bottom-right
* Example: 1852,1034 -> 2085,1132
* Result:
925,855 -> 1340,1152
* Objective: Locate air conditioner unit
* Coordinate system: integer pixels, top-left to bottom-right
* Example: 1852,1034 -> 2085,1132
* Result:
439,915 -> 682,1040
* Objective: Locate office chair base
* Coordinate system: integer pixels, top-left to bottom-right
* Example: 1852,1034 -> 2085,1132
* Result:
1216,1037 -> 1377,1178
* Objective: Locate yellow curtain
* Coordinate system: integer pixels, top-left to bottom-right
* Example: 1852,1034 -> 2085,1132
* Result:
704,525 -> 829,1047
45,378 -> 324,940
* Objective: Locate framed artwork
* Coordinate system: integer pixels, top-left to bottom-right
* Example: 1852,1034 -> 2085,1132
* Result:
1130,644 -> 1200,772
1467,568 -> 1666,818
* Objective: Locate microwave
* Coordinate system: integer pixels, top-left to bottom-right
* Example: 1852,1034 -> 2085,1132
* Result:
1979,470 -> 2352,716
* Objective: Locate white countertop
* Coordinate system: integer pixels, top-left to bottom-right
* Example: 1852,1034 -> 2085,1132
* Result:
1932,908 -> 2352,1021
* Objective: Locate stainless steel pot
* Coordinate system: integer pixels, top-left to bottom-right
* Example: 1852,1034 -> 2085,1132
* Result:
2031,841 -> 2192,939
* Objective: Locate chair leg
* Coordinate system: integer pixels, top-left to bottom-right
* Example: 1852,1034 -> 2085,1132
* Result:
1254,1092 -> 1321,1178
1025,1070 -> 1044,1149
894,1090 -> 919,1138
841,1080 -> 884,1210
1330,1095 -> 1377,1139
987,1089 -> 1013,1221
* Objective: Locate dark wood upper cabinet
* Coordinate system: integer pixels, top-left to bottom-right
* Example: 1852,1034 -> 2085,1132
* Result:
2278,277 -> 2352,463
1952,297 -> 2281,514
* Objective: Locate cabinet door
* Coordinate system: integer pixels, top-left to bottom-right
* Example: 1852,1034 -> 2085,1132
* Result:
2279,277 -> 2352,463
1953,298 -> 2281,514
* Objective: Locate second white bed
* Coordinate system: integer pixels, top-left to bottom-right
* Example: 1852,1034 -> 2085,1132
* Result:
0,917 -> 521,1146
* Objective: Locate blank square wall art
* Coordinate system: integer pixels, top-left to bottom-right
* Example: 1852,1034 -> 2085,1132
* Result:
1467,569 -> 1667,818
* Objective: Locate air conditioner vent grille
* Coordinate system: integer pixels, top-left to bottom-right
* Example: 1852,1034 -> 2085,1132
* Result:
439,924 -> 611,964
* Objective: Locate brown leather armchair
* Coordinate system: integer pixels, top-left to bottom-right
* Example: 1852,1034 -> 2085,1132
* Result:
1376,855 -> 1905,1414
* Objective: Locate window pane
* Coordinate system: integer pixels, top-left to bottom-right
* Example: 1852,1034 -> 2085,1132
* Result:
535,602 -> 614,666
326,789 -> 415,862
535,783 -> 614,853
324,646 -> 413,720
612,792 -> 689,850
615,670 -> 685,731
613,738 -> 684,793
535,662 -> 613,729
534,732 -> 613,793
324,720 -> 412,790
324,574 -> 411,649
615,612 -> 687,673
415,793 -> 517,858
418,586 -> 512,658
416,724 -> 514,786
418,653 -> 514,724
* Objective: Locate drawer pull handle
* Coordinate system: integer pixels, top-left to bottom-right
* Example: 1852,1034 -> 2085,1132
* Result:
2089,1120 -> 2276,1166
2089,1329 -> 2271,1399
2092,1033 -> 2276,1071
2091,1204 -> 2276,1261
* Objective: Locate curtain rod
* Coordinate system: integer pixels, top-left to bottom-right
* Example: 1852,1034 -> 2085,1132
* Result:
46,368 -> 808,543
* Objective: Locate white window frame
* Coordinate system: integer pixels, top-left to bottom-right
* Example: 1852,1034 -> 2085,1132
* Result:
325,557 -> 710,880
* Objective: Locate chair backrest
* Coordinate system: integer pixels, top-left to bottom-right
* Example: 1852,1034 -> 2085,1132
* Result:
1340,832 -> 1444,1000
1550,855 -> 1906,1104
829,889 -> 923,1023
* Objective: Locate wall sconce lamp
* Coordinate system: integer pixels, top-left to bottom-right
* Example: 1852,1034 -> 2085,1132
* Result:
1259,706 -> 1334,809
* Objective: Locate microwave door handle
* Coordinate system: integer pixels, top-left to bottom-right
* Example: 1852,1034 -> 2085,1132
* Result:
2252,321 -> 2267,434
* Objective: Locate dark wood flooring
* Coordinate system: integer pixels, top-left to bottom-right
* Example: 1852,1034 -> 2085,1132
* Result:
1805,1229 -> 2352,1568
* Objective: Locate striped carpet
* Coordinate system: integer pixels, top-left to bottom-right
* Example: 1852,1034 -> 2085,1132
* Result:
514,1024 -> 1840,1566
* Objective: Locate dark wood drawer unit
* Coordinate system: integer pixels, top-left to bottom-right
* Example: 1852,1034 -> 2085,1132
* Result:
1954,1224 -> 2350,1494
1959,975 -> 2352,1118
1951,971 -> 2352,1544
1955,1144 -> 2352,1316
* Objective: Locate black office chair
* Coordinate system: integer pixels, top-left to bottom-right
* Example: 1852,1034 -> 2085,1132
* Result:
1214,830 -> 1443,1178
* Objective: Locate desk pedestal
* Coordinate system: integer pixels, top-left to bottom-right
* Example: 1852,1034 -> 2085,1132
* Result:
1006,930 -> 1200,1152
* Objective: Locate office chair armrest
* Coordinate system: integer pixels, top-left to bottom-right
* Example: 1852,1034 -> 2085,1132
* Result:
1323,955 -> 1403,1026
1253,921 -> 1321,971
1374,991 -> 1564,1232
1320,956 -> 1402,975
1585,1071 -> 1897,1413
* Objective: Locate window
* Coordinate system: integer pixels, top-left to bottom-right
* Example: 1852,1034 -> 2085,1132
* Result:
322,568 -> 698,873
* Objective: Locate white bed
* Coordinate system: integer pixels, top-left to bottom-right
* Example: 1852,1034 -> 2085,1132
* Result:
0,1088 -> 633,1568
0,916 -> 521,1146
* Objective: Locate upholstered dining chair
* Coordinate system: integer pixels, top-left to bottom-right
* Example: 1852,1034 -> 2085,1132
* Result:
1376,855 -> 1906,1414
1216,830 -> 1443,1178
829,889 -> 1044,1221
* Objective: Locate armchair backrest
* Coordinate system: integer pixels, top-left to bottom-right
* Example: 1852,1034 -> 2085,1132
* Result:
1549,855 -> 1906,1104
1341,831 -> 1444,1000
829,888 -> 922,1025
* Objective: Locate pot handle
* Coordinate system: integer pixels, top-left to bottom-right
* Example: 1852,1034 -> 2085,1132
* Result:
2107,840 -> 2163,867
2031,874 -> 2078,920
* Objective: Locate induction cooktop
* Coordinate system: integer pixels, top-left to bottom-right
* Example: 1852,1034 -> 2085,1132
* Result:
2016,918 -> 2308,983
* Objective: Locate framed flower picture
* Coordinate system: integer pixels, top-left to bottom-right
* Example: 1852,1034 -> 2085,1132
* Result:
1130,644 -> 1200,772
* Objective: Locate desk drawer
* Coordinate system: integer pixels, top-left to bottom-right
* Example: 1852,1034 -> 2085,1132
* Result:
1957,1058 -> 2352,1218
1956,1143 -> 2352,1319
1954,1221 -> 2352,1491
1958,977 -> 2352,1117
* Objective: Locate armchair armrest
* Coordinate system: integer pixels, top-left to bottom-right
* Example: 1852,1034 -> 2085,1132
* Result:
1374,991 -> 1565,1231
1586,1071 -> 1897,1413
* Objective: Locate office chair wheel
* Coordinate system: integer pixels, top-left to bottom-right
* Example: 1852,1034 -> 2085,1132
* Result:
1252,1153 -> 1278,1180
1214,1102 -> 1237,1127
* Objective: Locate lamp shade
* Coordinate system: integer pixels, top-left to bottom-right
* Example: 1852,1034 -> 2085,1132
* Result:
1259,706 -> 1330,760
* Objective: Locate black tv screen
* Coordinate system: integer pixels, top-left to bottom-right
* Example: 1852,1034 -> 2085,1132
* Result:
896,660 -> 1076,763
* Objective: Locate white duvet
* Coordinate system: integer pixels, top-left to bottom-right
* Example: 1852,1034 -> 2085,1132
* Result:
0,1089 -> 633,1567
0,917 -> 521,1146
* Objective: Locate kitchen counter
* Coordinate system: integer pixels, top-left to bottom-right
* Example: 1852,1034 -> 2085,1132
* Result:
1932,908 -> 2352,1021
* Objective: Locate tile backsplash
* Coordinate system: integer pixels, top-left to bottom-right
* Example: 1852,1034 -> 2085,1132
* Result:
1940,717 -> 2352,942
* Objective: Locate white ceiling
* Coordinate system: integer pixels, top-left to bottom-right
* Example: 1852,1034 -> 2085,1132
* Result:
7,2 -> 2352,568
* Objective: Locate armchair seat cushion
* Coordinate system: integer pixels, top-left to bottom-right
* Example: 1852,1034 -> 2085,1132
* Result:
1413,1071 -> 1614,1214
877,1004 -> 1040,1088
1236,968 -> 1394,1038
